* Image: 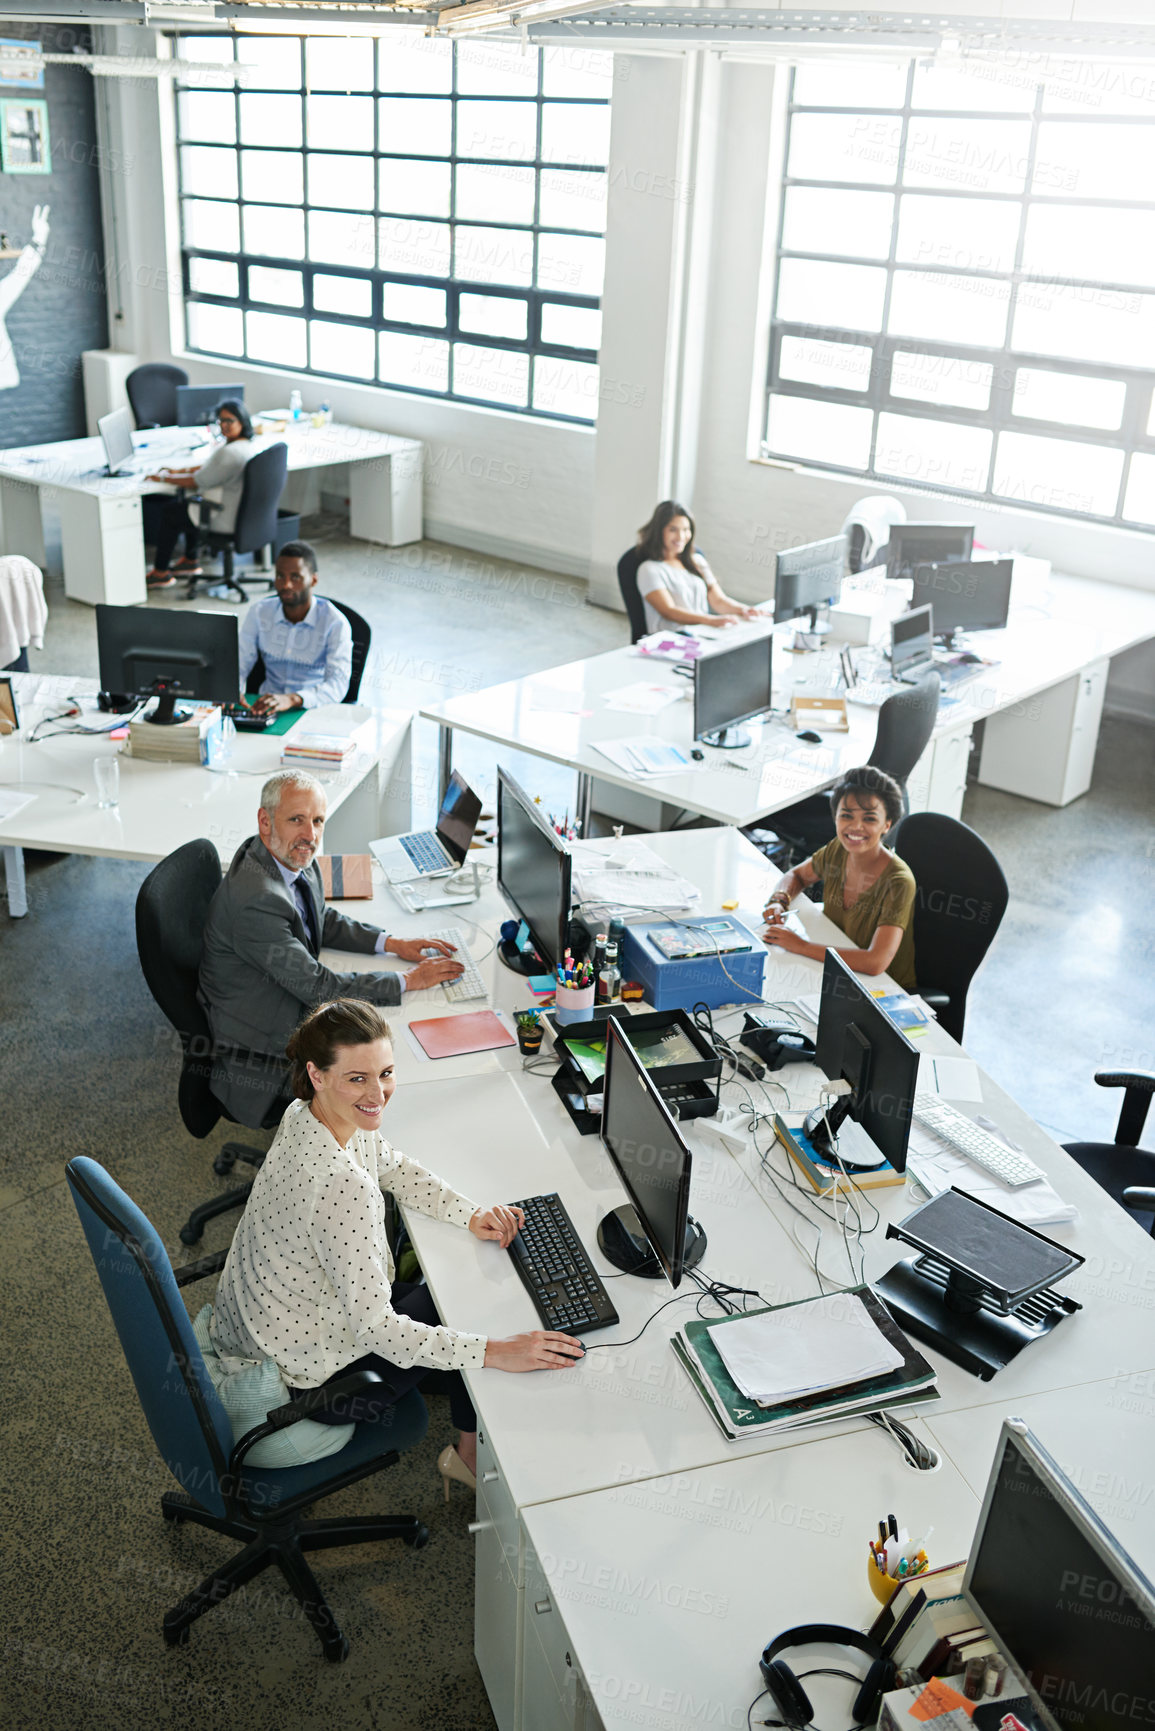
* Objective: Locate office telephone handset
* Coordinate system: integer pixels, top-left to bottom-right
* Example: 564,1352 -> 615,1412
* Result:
739,1010 -> 817,1072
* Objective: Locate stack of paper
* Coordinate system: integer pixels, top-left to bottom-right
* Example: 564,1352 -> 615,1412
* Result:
711,1292 -> 904,1405
602,682 -> 683,716
571,839 -> 699,915
592,736 -> 693,779
905,1125 -> 1076,1226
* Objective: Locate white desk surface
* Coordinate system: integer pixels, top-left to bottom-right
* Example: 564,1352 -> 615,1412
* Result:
418,572 -> 1155,825
0,683 -> 409,863
0,418 -> 420,499
521,1427 -> 982,1731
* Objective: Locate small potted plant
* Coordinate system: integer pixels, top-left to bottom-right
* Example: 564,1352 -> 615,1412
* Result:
515,1010 -> 544,1055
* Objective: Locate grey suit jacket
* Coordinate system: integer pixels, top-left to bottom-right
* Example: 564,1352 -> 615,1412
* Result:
198,835 -> 402,1125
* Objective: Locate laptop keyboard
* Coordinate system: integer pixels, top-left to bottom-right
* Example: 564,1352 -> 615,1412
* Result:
399,831 -> 451,875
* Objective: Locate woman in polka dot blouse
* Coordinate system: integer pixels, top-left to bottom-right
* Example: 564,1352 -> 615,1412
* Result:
211,998 -> 585,1495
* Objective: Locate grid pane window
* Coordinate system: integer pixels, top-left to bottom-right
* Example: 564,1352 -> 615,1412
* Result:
766,60 -> 1155,526
175,28 -> 607,423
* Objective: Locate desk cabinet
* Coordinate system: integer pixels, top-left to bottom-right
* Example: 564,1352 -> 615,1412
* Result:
58,489 -> 146,606
474,1427 -> 522,1731
522,1538 -> 600,1731
978,658 -> 1108,805
906,722 -> 971,821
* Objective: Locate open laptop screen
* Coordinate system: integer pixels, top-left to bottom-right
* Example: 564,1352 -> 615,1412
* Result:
435,771 -> 482,865
891,605 -> 934,681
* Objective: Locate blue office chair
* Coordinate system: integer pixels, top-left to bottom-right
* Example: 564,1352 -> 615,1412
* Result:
66,1155 -> 430,1661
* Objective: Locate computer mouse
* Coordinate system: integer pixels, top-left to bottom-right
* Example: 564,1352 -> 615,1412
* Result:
955,650 -> 983,664
691,748 -> 705,761
796,730 -> 823,744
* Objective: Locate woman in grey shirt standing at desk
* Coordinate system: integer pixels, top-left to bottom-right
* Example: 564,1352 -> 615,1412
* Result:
636,499 -> 761,635
144,399 -> 254,589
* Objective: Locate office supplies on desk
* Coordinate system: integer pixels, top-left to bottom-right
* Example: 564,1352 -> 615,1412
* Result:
282,732 -> 358,770
371,770 -> 481,884
592,735 -> 694,779
904,1131 -> 1075,1228
775,1113 -> 905,1192
0,787 -> 36,822
408,1009 -> 512,1059
0,675 -> 19,734
505,1192 -> 619,1334
316,853 -> 372,900
712,1290 -> 904,1405
873,991 -> 934,1033
789,693 -> 849,732
602,681 -> 682,715
912,1096 -> 1043,1187
127,705 -> 223,765
619,914 -> 766,1010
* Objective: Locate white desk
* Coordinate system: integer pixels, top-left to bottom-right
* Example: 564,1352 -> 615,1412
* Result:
0,679 -> 412,916
420,573 -> 1155,824
328,824 -> 1155,1731
0,419 -> 423,606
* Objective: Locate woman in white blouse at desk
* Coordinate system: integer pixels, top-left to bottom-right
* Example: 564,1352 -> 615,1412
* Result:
636,500 -> 761,636
143,399 -> 254,590
210,999 -> 583,1499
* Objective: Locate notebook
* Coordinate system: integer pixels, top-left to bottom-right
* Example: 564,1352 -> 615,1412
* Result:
316,853 -> 373,899
408,1011 -> 515,1060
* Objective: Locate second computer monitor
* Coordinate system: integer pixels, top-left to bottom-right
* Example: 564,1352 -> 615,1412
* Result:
807,949 -> 920,1171
886,522 -> 974,583
496,765 -> 573,975
911,558 -> 1013,642
95,603 -> 240,726
175,383 -> 246,427
890,605 -> 935,683
773,534 -> 846,628
693,633 -> 773,749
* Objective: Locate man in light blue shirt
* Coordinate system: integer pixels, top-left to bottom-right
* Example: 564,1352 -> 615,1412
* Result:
238,539 -> 354,714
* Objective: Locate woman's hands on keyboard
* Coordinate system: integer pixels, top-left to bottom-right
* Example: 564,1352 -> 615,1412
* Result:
469,1204 -> 526,1248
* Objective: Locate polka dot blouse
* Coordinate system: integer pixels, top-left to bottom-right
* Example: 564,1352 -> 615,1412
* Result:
210,1098 -> 488,1387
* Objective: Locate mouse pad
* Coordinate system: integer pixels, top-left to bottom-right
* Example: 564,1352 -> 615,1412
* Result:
408,1011 -> 515,1060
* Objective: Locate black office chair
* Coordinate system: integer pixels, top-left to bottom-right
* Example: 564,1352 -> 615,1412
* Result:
135,839 -> 288,1246
193,443 -> 290,604
245,597 -> 371,707
67,1154 -> 430,1661
890,812 -> 1008,1042
126,363 -> 189,429
1063,1073 -> 1155,1236
754,671 -> 942,865
617,546 -> 648,643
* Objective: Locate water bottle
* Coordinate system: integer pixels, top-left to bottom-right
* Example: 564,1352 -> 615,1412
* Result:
289,389 -> 302,421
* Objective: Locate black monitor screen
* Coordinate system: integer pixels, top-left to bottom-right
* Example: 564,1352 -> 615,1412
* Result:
96,604 -> 240,709
967,1428 -> 1155,1731
693,635 -> 773,742
601,1017 -> 693,1288
773,535 -> 846,623
814,949 -> 920,1170
886,523 -> 974,582
891,606 -> 934,680
496,766 -> 572,970
175,383 -> 246,427
435,771 -> 482,866
912,558 -> 1013,637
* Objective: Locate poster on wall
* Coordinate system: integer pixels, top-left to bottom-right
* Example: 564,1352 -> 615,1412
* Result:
0,40 -> 44,90
0,203 -> 49,389
0,98 -> 50,172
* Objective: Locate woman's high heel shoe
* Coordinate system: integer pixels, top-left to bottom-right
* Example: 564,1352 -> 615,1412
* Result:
437,1444 -> 477,1502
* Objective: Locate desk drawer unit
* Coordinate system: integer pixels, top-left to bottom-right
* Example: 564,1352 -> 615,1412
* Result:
474,1427 -> 523,1731
978,658 -> 1108,805
522,1538 -> 599,1731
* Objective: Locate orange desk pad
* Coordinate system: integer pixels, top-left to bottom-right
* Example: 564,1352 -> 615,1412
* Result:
409,1011 -> 515,1060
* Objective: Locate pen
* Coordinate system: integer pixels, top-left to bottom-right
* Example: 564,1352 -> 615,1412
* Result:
887,1514 -> 898,1541
878,1520 -> 887,1547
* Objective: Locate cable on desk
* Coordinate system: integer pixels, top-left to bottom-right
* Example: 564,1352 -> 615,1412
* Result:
866,1411 -> 940,1472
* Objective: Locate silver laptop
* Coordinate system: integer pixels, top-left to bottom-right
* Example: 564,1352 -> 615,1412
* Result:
371,771 -> 482,883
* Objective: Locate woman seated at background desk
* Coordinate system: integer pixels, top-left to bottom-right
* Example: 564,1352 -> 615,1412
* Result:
144,399 -> 254,589
636,499 -> 761,635
210,998 -> 584,1499
761,767 -> 918,992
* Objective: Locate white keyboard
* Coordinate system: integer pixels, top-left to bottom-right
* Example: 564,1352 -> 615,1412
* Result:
913,1095 -> 1044,1188
421,926 -> 487,1002
845,681 -> 901,708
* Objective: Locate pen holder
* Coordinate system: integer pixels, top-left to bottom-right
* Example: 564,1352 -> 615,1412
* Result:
867,1554 -> 903,1605
554,982 -> 595,1026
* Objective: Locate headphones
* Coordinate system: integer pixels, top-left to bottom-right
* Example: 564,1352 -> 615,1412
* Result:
759,1625 -> 895,1730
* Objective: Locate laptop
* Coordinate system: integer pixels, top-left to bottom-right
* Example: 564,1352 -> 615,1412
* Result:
370,771 -> 482,883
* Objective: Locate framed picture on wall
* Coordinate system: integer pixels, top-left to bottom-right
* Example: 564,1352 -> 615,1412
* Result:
0,98 -> 50,173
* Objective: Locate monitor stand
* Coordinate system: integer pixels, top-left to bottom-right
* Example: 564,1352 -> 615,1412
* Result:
597,1204 -> 706,1279
699,724 -> 751,750
497,937 -> 547,977
144,680 -> 192,727
875,1256 -> 1081,1382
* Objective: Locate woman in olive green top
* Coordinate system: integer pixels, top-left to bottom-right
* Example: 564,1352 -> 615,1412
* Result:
761,766 -> 918,992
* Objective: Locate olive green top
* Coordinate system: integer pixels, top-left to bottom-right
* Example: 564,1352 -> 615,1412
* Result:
810,840 -> 918,993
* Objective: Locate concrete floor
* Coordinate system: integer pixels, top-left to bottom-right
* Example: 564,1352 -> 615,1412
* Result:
2,529 -> 1153,1729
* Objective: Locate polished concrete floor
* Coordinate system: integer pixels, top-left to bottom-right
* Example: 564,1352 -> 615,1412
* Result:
2,530 -> 1153,1729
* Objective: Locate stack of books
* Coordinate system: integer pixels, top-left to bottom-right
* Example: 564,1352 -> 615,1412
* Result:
281,731 -> 359,773
870,1561 -> 1006,1689
127,705 -> 222,765
671,1284 -> 937,1440
773,1112 -> 905,1195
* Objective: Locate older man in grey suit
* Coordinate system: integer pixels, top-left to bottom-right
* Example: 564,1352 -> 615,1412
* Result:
199,770 -> 464,1124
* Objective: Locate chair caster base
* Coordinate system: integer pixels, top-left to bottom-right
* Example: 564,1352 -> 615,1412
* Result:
213,1153 -> 236,1177
404,1524 -> 431,1550
178,1223 -> 201,1246
323,1634 -> 350,1663
163,1623 -> 190,1648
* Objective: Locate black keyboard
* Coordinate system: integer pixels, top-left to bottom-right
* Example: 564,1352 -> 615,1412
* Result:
506,1192 -> 619,1335
221,702 -> 274,731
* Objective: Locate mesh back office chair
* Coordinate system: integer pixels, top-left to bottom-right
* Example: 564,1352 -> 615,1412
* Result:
126,364 -> 189,430
66,1155 -> 429,1661
135,839 -> 288,1246
617,547 -> 648,643
752,671 -> 942,866
245,598 -> 372,706
1063,1073 -> 1155,1236
192,443 -> 290,604
890,812 -> 1008,1042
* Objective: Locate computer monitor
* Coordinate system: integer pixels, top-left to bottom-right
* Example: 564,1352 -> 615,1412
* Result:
496,764 -> 573,976
885,522 -> 974,583
693,633 -> 773,750
773,534 -> 847,630
912,557 -> 1013,644
890,605 -> 935,684
175,383 -> 246,428
804,949 -> 920,1172
964,1420 -> 1155,1731
95,603 -> 240,727
597,1016 -> 704,1283
97,407 -> 135,477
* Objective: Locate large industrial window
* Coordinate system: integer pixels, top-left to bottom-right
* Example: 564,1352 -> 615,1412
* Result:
764,57 -> 1155,528
172,31 -> 610,422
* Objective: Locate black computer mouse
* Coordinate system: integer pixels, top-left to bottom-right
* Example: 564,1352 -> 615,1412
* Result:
691,748 -> 705,761
955,650 -> 983,665
796,730 -> 823,744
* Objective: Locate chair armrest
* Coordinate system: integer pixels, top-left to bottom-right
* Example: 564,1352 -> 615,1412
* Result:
1122,1187 -> 1155,1210
1093,1070 -> 1155,1092
227,1369 -> 397,1473
173,1248 -> 229,1287
1095,1071 -> 1155,1147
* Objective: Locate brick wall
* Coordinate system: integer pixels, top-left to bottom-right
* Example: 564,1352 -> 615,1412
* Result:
0,21 -> 108,447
